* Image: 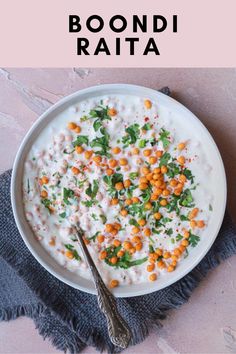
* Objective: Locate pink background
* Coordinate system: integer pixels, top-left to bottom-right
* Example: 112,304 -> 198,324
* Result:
0,0 -> 236,67
0,68 -> 236,353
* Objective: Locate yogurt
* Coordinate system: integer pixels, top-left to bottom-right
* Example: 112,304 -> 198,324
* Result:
23,95 -> 213,288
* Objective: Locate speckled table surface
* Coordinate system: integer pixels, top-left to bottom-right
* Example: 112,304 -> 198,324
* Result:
0,68 -> 236,354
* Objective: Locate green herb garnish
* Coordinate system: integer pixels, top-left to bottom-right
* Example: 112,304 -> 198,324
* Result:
179,189 -> 195,208
188,232 -> 200,247
138,139 -> 148,148
129,218 -> 139,227
63,188 -> 75,205
159,128 -> 171,149
100,214 -> 107,224
90,127 -> 111,157
129,172 -> 139,180
183,168 -> 195,184
122,124 -> 140,147
64,244 -> 81,261
88,231 -> 100,242
142,122 -> 151,131
72,135 -> 89,147
159,152 -> 171,167
85,179 -> 99,199
41,198 -> 52,212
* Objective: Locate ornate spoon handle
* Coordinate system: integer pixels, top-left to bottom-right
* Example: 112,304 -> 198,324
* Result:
74,225 -> 132,349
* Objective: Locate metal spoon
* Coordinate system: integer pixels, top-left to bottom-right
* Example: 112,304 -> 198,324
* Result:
73,224 -> 132,349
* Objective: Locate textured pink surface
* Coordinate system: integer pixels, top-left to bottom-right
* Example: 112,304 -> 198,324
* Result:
0,68 -> 236,353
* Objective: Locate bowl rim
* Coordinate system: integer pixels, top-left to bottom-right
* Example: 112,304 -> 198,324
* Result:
11,83 -> 227,297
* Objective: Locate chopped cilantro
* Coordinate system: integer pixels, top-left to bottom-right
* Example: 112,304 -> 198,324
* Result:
140,188 -> 152,203
64,244 -> 81,261
91,213 -> 98,221
93,120 -> 102,132
100,214 -> 107,224
129,172 -> 139,180
166,228 -> 173,236
180,214 -> 189,221
72,135 -> 89,147
152,228 -> 162,234
85,179 -> 99,199
166,162 -> 180,178
41,198 -> 52,212
59,212 -> 66,218
188,232 -> 200,247
142,122 -> 151,131
82,200 -> 98,207
129,218 -> 139,227
63,188 -> 75,205
176,234 -> 183,241
138,139 -> 148,148
159,128 -> 171,149
88,231 -> 100,242
80,115 -> 89,122
209,204 -> 213,211
122,124 -> 140,147
89,105 -> 111,122
183,168 -> 195,184
90,127 -> 111,157
149,244 -> 155,253
126,185 -> 137,199
63,148 -> 75,154
179,189 -> 195,208
103,173 -> 123,197
159,152 -> 171,167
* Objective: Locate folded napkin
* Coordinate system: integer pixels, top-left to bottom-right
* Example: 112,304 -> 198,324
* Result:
0,91 -> 236,353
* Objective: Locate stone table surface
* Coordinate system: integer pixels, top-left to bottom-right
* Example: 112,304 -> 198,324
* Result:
0,68 -> 236,354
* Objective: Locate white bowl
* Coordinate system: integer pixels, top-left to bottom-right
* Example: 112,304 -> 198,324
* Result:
11,84 -> 227,297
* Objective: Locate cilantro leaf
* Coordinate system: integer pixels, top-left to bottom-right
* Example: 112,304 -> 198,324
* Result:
159,152 -> 171,167
180,214 -> 189,221
64,244 -> 81,261
166,162 -> 181,178
59,212 -> 66,218
122,124 -> 140,147
100,214 -> 107,224
188,232 -> 200,247
183,168 -> 195,184
89,105 -> 111,121
129,218 -> 139,227
63,188 -> 75,205
41,198 -> 52,212
72,135 -> 89,147
88,231 -> 100,242
159,128 -> 171,149
82,200 -> 98,207
90,127 -> 111,157
176,234 -> 183,241
138,139 -> 148,148
142,122 -> 151,131
85,179 -> 99,199
103,173 -> 123,196
149,244 -> 155,253
93,119 -> 102,132
179,189 -> 195,208
166,228 -> 173,236
129,172 -> 139,180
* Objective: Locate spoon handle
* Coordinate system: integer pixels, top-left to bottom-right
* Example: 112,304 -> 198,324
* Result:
75,226 -> 132,349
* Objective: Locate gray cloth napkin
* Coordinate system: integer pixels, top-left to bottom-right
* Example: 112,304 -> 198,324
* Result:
0,94 -> 236,353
